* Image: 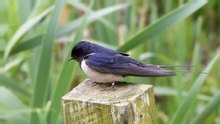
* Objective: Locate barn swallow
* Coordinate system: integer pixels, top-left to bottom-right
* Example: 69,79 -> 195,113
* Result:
68,41 -> 175,83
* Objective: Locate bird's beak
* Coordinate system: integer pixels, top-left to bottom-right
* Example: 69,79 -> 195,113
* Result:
68,57 -> 74,61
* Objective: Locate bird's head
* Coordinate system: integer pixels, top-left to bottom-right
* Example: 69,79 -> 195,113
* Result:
68,41 -> 92,62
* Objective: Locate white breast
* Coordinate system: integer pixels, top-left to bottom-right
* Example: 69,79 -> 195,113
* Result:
81,60 -> 123,83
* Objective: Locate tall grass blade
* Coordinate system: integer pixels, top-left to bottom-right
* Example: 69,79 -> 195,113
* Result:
67,0 -> 116,33
4,6 -> 53,60
170,52 -> 220,124
58,3 -> 129,36
0,75 -> 31,99
11,35 -> 42,55
0,87 -> 28,124
30,0 -> 64,123
9,4 -> 128,56
118,0 -> 207,52
47,16 -> 88,124
155,87 -> 211,102
192,92 -> 220,124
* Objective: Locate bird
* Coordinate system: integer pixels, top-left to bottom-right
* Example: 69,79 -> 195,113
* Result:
68,41 -> 175,83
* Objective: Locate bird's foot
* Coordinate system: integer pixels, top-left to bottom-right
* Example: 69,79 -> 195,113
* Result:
105,82 -> 116,90
99,82 -> 117,91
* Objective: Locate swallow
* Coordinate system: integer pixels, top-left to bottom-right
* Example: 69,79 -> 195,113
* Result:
68,41 -> 175,83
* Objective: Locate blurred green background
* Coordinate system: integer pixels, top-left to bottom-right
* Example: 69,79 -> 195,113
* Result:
0,0 -> 220,124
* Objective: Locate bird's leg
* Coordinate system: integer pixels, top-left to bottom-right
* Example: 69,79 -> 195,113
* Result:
105,82 -> 116,90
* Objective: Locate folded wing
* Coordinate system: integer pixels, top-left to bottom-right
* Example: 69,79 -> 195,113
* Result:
86,53 -> 175,77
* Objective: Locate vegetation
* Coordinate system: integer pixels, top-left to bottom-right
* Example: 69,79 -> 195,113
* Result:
0,0 -> 220,124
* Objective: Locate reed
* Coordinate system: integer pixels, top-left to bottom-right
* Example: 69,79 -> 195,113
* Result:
0,0 -> 219,124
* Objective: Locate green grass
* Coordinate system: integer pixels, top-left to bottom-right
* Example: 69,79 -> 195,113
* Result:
118,0 -> 207,52
29,0 -> 64,123
0,0 -> 220,124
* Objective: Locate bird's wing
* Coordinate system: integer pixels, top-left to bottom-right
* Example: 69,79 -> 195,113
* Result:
85,53 -> 175,77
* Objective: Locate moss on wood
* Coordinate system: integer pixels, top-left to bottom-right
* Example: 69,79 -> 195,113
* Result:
62,79 -> 156,124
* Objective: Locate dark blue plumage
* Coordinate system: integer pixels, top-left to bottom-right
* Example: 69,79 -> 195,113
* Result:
69,41 -> 175,82
86,53 -> 175,77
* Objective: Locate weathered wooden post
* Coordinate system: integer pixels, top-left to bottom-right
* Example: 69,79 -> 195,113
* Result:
62,79 -> 156,124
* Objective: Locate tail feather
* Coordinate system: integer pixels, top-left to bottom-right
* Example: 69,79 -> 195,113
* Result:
157,65 -> 207,75
131,65 -> 176,77
142,69 -> 176,77
159,65 -> 196,68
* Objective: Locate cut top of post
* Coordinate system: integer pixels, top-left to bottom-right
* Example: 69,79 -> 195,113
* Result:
62,79 -> 153,106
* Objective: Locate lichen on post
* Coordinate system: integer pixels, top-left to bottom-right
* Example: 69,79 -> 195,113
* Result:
62,79 -> 156,124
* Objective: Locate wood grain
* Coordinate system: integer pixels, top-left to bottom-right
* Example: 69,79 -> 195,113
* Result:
62,79 -> 156,124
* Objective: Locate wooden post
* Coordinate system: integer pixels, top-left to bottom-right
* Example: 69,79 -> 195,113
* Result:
62,79 -> 156,124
